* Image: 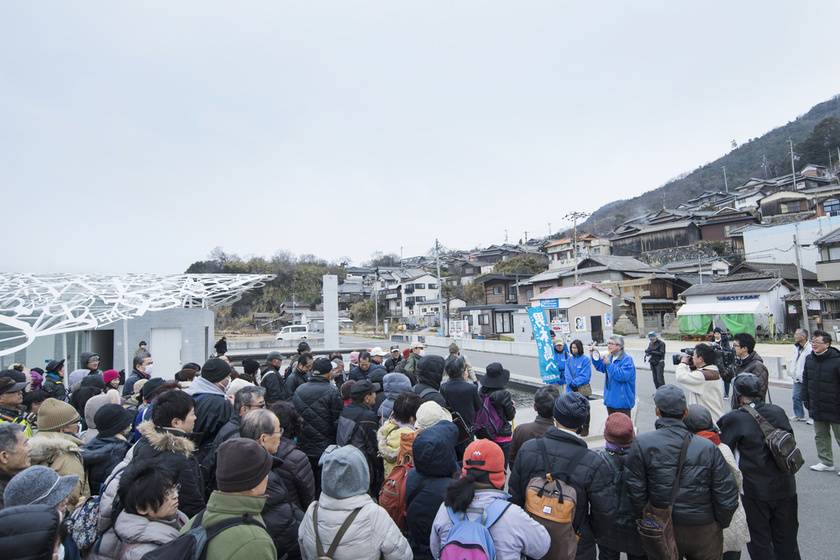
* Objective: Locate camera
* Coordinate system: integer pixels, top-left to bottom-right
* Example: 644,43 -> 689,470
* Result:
672,347 -> 696,366
671,345 -> 736,368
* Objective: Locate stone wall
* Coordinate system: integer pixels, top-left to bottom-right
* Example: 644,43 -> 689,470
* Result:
637,240 -> 738,267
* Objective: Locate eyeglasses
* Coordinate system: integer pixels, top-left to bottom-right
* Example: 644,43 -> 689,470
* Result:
811,338 -> 828,345
164,484 -> 181,499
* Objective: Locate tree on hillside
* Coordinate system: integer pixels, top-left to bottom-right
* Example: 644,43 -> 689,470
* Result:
349,300 -> 384,325
796,116 -> 840,167
492,254 -> 547,275
464,282 -> 485,305
364,252 -> 401,267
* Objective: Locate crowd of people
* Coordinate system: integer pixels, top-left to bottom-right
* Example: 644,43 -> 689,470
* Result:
0,326 -> 828,560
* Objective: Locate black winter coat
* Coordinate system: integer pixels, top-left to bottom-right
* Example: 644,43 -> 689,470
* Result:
0,504 -> 65,560
213,414 -> 241,448
479,386 -> 515,439
274,437 -> 315,510
260,365 -> 287,404
510,428 -> 617,556
718,401 -> 797,500
440,378 -> 481,429
415,362 -> 447,408
292,376 -> 344,460
285,368 -> 309,397
802,346 -> 840,423
406,421 -> 460,560
625,417 -> 739,528
81,436 -> 130,495
122,369 -> 148,397
132,422 -> 206,518
336,401 -> 382,495
263,461 -> 304,560
724,352 -> 769,410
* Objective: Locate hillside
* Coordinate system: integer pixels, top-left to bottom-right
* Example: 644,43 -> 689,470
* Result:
583,95 -> 840,235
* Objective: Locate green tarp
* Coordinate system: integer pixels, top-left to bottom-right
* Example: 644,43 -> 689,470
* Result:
720,313 -> 755,335
678,314 -> 712,335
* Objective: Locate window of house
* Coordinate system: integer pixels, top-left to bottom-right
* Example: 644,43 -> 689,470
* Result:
539,286 -> 551,293
429,283 -> 437,290
492,286 -> 502,294
416,296 -> 425,303
829,247 -> 840,261
526,289 -> 534,300
495,312 -> 512,333
479,314 -> 490,325
508,286 -> 517,300
825,199 -> 840,216
463,314 -> 473,325
415,283 -> 425,290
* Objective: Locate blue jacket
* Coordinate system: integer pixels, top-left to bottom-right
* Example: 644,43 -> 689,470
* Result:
592,351 -> 636,409
553,348 -> 569,384
564,354 -> 592,388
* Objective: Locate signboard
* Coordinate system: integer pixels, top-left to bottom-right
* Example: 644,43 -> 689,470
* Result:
551,319 -> 570,334
574,317 -> 586,331
449,320 -> 469,338
541,298 -> 560,309
527,306 -> 563,384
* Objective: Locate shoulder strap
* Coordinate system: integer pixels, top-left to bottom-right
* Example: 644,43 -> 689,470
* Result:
406,475 -> 435,506
668,434 -> 692,508
482,499 -> 512,528
540,438 -> 588,483
600,450 -> 620,474
314,503 -> 363,558
741,404 -> 778,439
419,388 -> 437,399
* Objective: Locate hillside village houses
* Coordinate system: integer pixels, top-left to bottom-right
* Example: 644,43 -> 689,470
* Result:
331,162 -> 840,339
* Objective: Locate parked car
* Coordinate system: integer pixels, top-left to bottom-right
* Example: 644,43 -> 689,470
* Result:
276,325 -> 310,340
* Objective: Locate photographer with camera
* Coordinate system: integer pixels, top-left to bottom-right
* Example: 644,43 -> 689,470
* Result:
722,333 -> 769,411
675,343 -> 726,422
644,331 -> 666,389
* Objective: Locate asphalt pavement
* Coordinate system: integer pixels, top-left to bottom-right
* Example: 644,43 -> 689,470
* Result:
342,334 -> 840,559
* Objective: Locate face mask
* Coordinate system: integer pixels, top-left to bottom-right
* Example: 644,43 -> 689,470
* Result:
53,543 -> 65,560
143,364 -> 154,376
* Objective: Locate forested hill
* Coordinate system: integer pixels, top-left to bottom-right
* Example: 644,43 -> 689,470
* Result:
583,95 -> 840,235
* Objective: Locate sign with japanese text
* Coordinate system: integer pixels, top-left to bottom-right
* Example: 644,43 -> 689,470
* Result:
449,320 -> 469,338
528,306 -> 563,384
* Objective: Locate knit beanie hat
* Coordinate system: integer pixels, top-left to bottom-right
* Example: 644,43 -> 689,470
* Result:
462,439 -> 506,489
319,444 -> 369,499
604,412 -> 635,446
415,401 -> 452,429
553,392 -> 590,429
201,358 -> 231,383
225,378 -> 254,398
94,404 -> 134,438
448,342 -> 460,354
37,398 -> 80,432
242,358 -> 260,375
3,466 -> 78,508
340,380 -> 356,400
102,370 -> 121,386
216,438 -> 273,493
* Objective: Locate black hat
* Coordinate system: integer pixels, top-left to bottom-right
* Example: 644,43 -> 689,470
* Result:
94,404 -> 134,438
683,404 -> 717,434
733,373 -> 762,399
217,439 -> 273,492
350,379 -> 380,396
297,341 -> 311,353
311,357 -> 332,375
713,327 -> 723,333
654,385 -> 687,416
0,370 -> 26,384
45,359 -> 65,373
142,378 -> 166,400
80,375 -> 106,391
481,362 -> 510,389
242,358 -> 260,375
266,351 -> 283,362
553,392 -> 590,429
0,377 -> 26,394
201,358 -> 232,383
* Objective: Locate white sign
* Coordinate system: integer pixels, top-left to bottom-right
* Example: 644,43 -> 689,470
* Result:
449,320 -> 469,338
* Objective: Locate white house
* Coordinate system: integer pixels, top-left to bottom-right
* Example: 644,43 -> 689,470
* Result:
743,214 -> 840,270
526,283 -> 616,345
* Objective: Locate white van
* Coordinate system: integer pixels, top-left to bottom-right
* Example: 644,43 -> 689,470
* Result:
275,325 -> 310,341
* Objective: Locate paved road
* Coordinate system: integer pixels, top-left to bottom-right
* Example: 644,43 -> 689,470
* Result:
342,335 -> 838,559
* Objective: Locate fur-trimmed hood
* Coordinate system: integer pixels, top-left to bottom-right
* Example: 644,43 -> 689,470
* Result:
29,432 -> 84,464
137,421 -> 196,457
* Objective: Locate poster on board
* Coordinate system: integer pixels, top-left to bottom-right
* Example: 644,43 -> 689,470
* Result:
574,317 -> 585,331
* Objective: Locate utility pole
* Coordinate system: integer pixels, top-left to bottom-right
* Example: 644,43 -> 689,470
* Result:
790,138 -> 798,190
722,166 -> 729,193
292,292 -> 296,325
698,257 -> 703,285
524,231 -> 528,252
564,211 -> 590,284
374,268 -> 379,335
794,231 -> 809,331
435,239 -> 445,336
548,222 -> 551,237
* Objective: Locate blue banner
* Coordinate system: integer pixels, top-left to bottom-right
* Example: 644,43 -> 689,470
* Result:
528,306 -> 563,384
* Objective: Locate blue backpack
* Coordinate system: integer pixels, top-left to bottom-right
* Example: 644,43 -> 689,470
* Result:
441,499 -> 510,560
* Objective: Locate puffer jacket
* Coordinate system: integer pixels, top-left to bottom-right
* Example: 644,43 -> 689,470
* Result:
478,386 -> 515,439
509,427 -> 617,557
298,493 -> 411,560
89,510 -> 187,560
377,420 -> 415,477
131,421 -> 205,518
592,350 -> 636,410
404,352 -> 421,375
430,490 -> 551,560
378,373 -> 412,423
405,421 -> 459,560
81,435 -> 130,495
285,367 -> 309,397
625,417 -> 739,528
262,463 -> 304,560
440,377 -> 481,429
29,432 -> 90,513
0,504 -> 64,560
260,365 -> 287,404
292,376 -> 344,460
181,492 -> 276,560
274,437 -> 315,510
724,351 -> 769,410
802,345 -> 840,423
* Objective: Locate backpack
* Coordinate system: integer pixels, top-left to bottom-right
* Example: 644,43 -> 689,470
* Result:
396,430 -> 420,466
67,467 -> 125,551
742,404 -> 805,474
140,510 -> 266,560
524,440 -> 588,560
440,499 -> 510,560
598,451 -> 637,537
378,456 -> 434,531
473,396 -> 503,441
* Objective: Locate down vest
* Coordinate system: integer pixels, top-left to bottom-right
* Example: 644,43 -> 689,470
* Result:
292,376 -> 344,460
625,417 -> 739,528
802,345 -> 840,423
298,493 -> 411,560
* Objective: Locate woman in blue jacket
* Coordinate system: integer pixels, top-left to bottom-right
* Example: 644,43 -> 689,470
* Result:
564,339 -> 593,436
591,334 -> 636,416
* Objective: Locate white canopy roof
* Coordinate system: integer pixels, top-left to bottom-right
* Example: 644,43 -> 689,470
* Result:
677,299 -> 762,316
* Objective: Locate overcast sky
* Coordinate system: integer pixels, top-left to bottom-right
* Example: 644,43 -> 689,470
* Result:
4,1 -> 840,274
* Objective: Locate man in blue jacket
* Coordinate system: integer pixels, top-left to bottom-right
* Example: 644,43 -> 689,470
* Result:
592,334 -> 636,416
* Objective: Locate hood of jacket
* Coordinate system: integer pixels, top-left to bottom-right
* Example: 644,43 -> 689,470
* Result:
114,511 -> 184,545
416,355 -> 445,390
413,420 -> 459,478
185,375 -> 225,396
80,352 -> 97,370
137,421 -> 195,457
84,393 -> 113,430
382,373 -> 412,400
368,364 -> 387,384
81,436 -> 130,467
29,432 -> 83,464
